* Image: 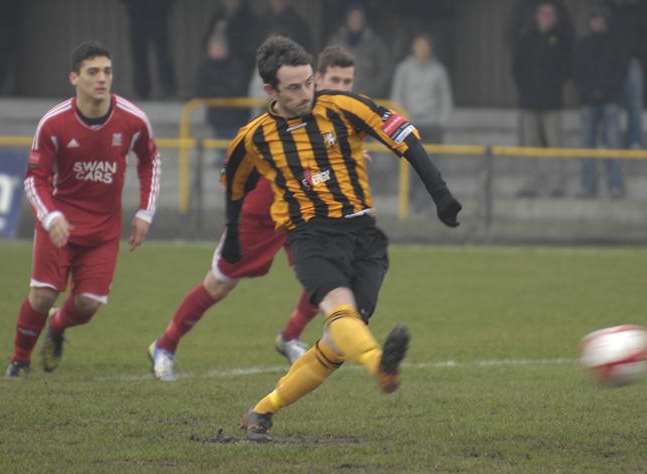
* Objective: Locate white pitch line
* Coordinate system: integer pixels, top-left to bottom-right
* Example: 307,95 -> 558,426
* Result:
94,357 -> 575,383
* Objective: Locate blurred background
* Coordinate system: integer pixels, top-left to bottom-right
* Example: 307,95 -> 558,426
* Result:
1,0 -> 646,244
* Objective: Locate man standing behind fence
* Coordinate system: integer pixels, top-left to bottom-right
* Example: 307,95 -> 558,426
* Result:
391,32 -> 454,213
574,6 -> 626,198
5,41 -> 161,377
512,1 -> 573,198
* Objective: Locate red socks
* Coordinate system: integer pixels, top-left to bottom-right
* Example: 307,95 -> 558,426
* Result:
50,296 -> 93,333
157,285 -> 217,353
281,290 -> 319,341
11,299 -> 48,363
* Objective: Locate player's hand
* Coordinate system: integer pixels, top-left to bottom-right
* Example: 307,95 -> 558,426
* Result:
129,217 -> 150,252
221,227 -> 241,263
48,215 -> 71,248
435,191 -> 462,228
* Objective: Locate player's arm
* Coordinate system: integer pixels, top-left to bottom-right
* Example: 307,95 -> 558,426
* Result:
25,120 -> 71,247
130,118 -> 161,251
335,93 -> 461,227
221,130 -> 261,263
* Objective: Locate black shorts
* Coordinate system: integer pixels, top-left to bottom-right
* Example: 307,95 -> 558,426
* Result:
287,215 -> 389,322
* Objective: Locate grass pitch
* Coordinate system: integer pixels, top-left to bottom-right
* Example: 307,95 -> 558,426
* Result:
1,242 -> 646,473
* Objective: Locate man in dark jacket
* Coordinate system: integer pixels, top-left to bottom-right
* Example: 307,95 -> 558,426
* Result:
604,0 -> 647,149
575,6 -> 626,198
194,36 -> 248,166
512,1 -> 573,197
263,0 -> 313,52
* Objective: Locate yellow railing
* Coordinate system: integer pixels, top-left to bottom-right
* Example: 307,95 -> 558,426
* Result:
5,96 -> 647,221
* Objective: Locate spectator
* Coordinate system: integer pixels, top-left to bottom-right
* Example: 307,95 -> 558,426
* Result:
263,0 -> 313,52
512,1 -> 573,198
391,33 -> 454,212
202,0 -> 261,85
506,0 -> 574,47
575,6 -> 626,198
328,2 -> 391,97
604,0 -> 647,149
121,0 -> 177,99
194,36 -> 248,166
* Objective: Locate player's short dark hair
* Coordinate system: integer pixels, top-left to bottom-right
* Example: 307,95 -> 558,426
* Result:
316,46 -> 355,75
256,35 -> 312,88
71,41 -> 111,73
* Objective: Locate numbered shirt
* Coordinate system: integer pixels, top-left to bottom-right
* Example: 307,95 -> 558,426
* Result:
25,95 -> 160,244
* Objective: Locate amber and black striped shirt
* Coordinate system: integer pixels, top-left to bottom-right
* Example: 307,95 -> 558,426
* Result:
224,91 -> 420,231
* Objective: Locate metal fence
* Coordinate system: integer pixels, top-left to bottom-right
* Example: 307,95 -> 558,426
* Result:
2,99 -> 647,244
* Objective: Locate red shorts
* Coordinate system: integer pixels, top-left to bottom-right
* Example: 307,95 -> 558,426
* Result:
30,227 -> 120,303
212,214 -> 288,281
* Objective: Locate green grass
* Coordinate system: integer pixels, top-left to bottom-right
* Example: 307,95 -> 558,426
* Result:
1,242 -> 646,473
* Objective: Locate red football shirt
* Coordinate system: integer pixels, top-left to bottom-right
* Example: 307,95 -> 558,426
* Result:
25,95 -> 161,245
241,176 -> 274,218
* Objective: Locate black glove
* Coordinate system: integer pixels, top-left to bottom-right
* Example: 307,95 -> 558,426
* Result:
221,227 -> 241,263
434,191 -> 462,228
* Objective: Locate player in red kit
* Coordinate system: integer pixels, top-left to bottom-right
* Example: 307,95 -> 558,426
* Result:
147,47 -> 356,381
5,41 -> 161,377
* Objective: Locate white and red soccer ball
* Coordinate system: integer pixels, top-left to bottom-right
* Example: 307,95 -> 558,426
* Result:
580,325 -> 647,386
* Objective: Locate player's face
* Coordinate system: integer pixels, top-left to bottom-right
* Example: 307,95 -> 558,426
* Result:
316,66 -> 355,92
69,56 -> 113,102
267,64 -> 315,117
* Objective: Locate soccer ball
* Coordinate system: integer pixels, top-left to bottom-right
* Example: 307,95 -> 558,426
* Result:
580,325 -> 647,386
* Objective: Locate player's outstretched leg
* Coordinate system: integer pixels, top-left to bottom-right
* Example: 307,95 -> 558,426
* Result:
242,340 -> 343,441
275,290 -> 318,364
323,303 -> 410,393
149,273 -> 235,381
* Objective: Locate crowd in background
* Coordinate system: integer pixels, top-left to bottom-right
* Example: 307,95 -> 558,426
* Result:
509,0 -> 647,199
190,0 -> 646,201
0,0 -> 645,201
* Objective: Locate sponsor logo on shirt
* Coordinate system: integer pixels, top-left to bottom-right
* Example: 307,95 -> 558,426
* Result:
302,168 -> 331,189
73,161 -> 116,184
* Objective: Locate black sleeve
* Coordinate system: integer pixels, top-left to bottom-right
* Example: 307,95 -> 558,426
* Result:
402,134 -> 450,203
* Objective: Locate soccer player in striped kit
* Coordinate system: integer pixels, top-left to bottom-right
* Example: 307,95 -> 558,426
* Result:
5,41 -> 161,377
224,36 -> 461,440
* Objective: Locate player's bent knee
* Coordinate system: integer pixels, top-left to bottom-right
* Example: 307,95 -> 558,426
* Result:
203,271 -> 238,300
74,295 -> 103,317
318,287 -> 356,315
28,287 -> 59,313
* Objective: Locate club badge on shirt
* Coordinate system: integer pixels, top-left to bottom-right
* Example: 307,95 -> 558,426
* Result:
112,133 -> 122,147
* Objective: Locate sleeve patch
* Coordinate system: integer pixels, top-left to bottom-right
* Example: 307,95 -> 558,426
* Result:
382,112 -> 415,144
